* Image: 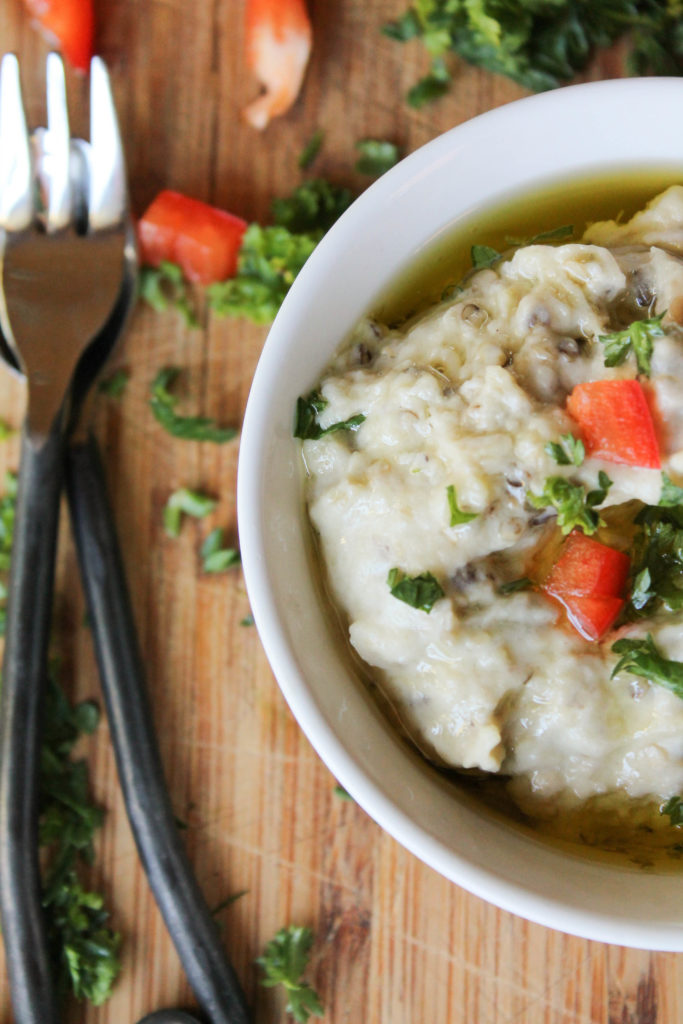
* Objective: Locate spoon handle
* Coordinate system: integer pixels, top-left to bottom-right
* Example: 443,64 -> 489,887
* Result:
65,432 -> 251,1024
0,424 -> 64,1024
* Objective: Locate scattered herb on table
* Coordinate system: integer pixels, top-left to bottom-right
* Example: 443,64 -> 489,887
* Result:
299,130 -> 324,170
446,484 -> 477,526
545,433 -> 585,467
150,368 -> 238,443
387,568 -> 445,612
201,528 -> 241,573
270,179 -> 353,235
383,0 -> 683,106
333,784 -> 353,801
598,313 -> 668,377
163,487 -> 217,537
611,633 -> 683,700
354,138 -> 401,176
527,471 -> 612,535
139,260 -> 199,327
98,368 -> 129,399
294,391 -> 365,440
240,614 -> 255,627
256,925 -> 324,1024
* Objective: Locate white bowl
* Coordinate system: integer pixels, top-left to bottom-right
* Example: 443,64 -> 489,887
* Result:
237,78 -> 683,950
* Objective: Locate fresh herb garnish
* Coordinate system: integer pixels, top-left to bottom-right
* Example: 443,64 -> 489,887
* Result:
611,633 -> 683,700
40,673 -> 121,1005
270,179 -> 353,235
662,795 -> 683,826
98,368 -> 129,399
446,484 -> 477,526
354,139 -> 401,176
624,485 -> 683,617
527,471 -> 612,535
139,260 -> 199,327
499,576 -> 532,594
163,487 -> 216,537
507,225 -> 574,246
299,130 -> 324,170
333,784 -> 353,801
545,433 -> 585,467
387,568 -> 445,612
240,614 -> 255,627
200,528 -> 241,573
150,368 -> 238,443
471,244 -> 501,270
659,472 -> 683,508
383,1 -> 683,103
256,925 -> 324,1024
294,391 -> 365,440
598,313 -> 668,377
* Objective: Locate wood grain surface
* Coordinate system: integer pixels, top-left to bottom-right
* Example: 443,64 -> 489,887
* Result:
0,2 -> 680,1022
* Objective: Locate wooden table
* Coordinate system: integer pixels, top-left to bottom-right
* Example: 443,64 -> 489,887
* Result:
0,2 -> 680,1021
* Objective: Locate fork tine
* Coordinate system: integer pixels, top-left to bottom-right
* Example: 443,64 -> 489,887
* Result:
88,57 -> 126,231
39,52 -> 72,232
0,54 -> 32,232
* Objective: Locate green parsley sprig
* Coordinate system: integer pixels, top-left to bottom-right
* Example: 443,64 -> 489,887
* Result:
545,433 -> 585,467
598,313 -> 668,377
150,368 -> 238,443
139,260 -> 199,327
624,473 -> 683,618
256,925 -> 324,1024
201,528 -> 241,573
611,633 -> 683,700
294,391 -> 365,440
527,471 -> 612,535
354,139 -> 401,176
163,488 -> 216,537
387,568 -> 445,612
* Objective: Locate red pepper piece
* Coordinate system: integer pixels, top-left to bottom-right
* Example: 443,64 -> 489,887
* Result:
23,0 -> 94,73
138,191 -> 248,286
542,532 -> 630,641
566,379 -> 661,468
243,0 -> 312,130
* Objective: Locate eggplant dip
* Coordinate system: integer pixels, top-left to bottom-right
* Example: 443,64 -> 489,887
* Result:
295,186 -> 683,835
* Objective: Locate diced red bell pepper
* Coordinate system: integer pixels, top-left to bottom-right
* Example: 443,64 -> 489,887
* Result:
243,0 -> 312,130
137,190 -> 248,285
542,531 -> 630,641
22,0 -> 94,73
566,379 -> 661,469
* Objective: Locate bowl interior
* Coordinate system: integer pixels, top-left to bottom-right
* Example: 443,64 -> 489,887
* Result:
238,78 -> 683,950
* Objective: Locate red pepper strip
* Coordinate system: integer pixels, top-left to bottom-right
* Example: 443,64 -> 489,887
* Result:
138,191 -> 248,286
542,531 -> 630,641
566,379 -> 661,469
22,0 -> 94,73
243,0 -> 312,130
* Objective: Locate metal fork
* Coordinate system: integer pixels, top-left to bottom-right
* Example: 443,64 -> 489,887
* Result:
0,56 -> 250,1024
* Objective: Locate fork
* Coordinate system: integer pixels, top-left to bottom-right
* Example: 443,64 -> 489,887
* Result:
0,56 -> 250,1024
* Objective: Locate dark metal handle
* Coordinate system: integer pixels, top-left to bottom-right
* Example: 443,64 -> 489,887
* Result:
65,434 -> 251,1024
0,424 -> 64,1024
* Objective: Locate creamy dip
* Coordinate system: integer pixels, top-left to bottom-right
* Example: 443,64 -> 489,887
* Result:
300,187 -> 683,832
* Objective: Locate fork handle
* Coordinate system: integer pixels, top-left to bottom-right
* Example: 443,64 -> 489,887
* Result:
65,433 -> 251,1024
0,424 -> 64,1024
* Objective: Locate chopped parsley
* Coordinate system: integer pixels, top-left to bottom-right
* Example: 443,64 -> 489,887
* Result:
499,576 -> 532,594
150,368 -> 238,443
545,433 -> 585,467
139,260 -> 199,327
598,313 -> 668,377
299,130 -> 324,170
270,179 -> 353,235
387,568 -> 445,612
527,471 -> 612,535
507,225 -> 574,246
383,1 -> 683,104
256,925 -> 324,1024
662,795 -> 683,826
625,481 -> 683,617
294,391 -> 365,440
446,484 -> 477,526
98,368 -> 129,399
163,487 -> 216,537
354,139 -> 401,176
200,528 -> 241,573
470,244 -> 500,270
659,472 -> 683,508
611,633 -> 683,700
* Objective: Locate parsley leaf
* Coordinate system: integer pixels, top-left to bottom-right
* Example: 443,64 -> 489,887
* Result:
139,261 -> 199,327
545,433 -> 585,467
507,225 -> 574,246
354,139 -> 401,176
659,472 -> 683,508
150,368 -> 238,443
163,488 -> 216,537
256,925 -> 324,1024
611,633 -> 683,700
387,568 -> 445,612
625,494 -> 683,618
299,130 -> 324,170
527,471 -> 612,535
270,179 -> 353,235
406,57 -> 451,108
499,576 -> 532,594
200,528 -> 241,573
598,313 -> 668,377
98,368 -> 129,399
662,795 -> 683,826
446,484 -> 477,526
471,244 -> 501,269
294,391 -> 365,440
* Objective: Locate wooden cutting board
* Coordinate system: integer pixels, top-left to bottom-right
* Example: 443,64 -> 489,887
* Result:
0,1 -> 680,1021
